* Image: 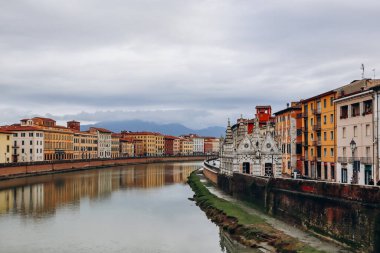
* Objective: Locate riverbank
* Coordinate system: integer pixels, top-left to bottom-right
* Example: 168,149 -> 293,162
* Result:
0,156 -> 206,181
188,171 -> 328,253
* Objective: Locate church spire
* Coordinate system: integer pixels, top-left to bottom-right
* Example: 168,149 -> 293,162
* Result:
225,118 -> 233,144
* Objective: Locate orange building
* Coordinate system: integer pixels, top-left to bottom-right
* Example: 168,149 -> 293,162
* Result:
274,102 -> 302,176
301,91 -> 337,180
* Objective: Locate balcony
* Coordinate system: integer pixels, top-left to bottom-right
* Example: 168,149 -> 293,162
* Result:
360,157 -> 372,164
312,123 -> 321,131
311,108 -> 321,115
338,157 -> 348,163
312,140 -> 321,146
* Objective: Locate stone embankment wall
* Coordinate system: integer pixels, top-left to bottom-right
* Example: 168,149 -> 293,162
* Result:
216,172 -> 380,252
0,156 -> 205,180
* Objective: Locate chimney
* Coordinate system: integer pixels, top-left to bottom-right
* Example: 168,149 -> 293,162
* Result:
286,103 -> 289,108
67,120 -> 80,131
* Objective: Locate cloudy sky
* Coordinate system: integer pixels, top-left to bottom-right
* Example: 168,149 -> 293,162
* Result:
0,0 -> 379,129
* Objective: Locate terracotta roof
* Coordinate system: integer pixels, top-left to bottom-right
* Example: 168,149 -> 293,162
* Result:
123,131 -> 163,136
164,135 -> 179,139
0,125 -> 42,131
256,105 -> 272,109
112,133 -> 122,138
89,127 -> 113,133
0,130 -> 13,134
274,105 -> 302,115
32,117 -> 56,122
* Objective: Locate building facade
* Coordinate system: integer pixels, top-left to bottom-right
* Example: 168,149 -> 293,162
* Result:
111,134 -> 120,158
301,91 -> 337,180
336,89 -> 376,185
0,131 -> 12,163
220,118 -> 282,177
0,125 -> 44,162
274,102 -> 302,176
21,118 -> 74,161
89,127 -> 112,158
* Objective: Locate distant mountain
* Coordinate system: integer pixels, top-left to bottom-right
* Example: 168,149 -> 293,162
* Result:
81,120 -> 225,137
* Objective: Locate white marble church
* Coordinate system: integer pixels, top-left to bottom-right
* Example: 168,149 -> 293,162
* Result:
220,117 -> 282,177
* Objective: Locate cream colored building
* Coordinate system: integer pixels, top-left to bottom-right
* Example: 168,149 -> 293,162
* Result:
0,125 -> 44,162
89,127 -> 112,158
336,89 -> 376,185
179,138 -> 193,155
111,134 -> 120,158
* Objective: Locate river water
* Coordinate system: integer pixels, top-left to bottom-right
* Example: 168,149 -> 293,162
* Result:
0,162 -> 256,253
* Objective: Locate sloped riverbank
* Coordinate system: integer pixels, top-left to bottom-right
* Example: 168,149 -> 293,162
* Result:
188,171 -> 330,253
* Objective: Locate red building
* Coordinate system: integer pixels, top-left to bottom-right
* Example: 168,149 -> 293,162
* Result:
164,136 -> 175,156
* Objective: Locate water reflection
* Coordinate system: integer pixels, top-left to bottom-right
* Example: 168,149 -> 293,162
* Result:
0,163 -> 194,217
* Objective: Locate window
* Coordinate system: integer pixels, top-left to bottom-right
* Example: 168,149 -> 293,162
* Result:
330,97 -> 334,106
330,131 -> 334,140
30,149 -> 33,154
324,99 -> 327,108
21,133 -> 25,137
324,115 -> 327,124
29,133 -> 33,137
22,148 -> 24,154
22,141 -> 24,145
7,136 -> 10,141
324,132 -> 327,141
30,140 -> 32,145
6,145 -> 10,153
330,114 -> 334,123
311,148 -> 314,156
366,124 -> 370,136
324,148 -> 327,157
342,127 -> 346,138
330,148 -> 334,157
340,105 -> 348,119
311,133 -> 314,140
363,100 -> 372,115
310,118 -> 314,126
366,147 -> 371,157
324,164 -> 328,179
342,167 -> 347,183
331,164 -> 335,179
351,103 -> 360,117
354,126 -> 358,137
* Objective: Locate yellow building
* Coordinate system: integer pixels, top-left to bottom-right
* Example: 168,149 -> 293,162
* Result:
156,134 -> 165,156
72,131 -> 98,159
120,138 -> 135,157
21,118 -> 74,161
0,131 -> 12,163
111,134 -> 120,158
301,91 -> 336,180
179,138 -> 194,155
122,132 -> 162,156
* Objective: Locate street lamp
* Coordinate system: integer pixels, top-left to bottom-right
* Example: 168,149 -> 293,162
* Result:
350,139 -> 358,184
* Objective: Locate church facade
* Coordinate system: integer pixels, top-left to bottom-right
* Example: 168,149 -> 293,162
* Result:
220,117 -> 282,177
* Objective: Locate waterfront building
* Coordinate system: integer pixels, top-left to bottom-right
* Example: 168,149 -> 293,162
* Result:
179,138 -> 193,155
119,137 -> 135,157
0,131 -> 12,163
156,133 -> 165,156
121,132 -> 164,156
334,79 -> 380,185
111,134 -> 120,158
220,118 -> 282,177
204,137 -> 220,155
20,117 -> 74,161
0,125 -> 44,162
180,134 -> 204,155
164,135 -> 176,156
274,102 -> 302,176
301,91 -> 337,180
89,127 -> 112,158
67,121 -> 98,160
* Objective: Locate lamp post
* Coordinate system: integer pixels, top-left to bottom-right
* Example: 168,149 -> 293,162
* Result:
350,139 -> 358,184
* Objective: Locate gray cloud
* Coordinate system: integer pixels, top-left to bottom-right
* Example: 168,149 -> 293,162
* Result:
0,0 -> 379,128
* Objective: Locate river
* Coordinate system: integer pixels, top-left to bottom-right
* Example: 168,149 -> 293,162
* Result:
0,162 -> 257,253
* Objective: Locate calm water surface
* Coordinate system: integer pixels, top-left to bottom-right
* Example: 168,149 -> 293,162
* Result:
0,162 -> 255,253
